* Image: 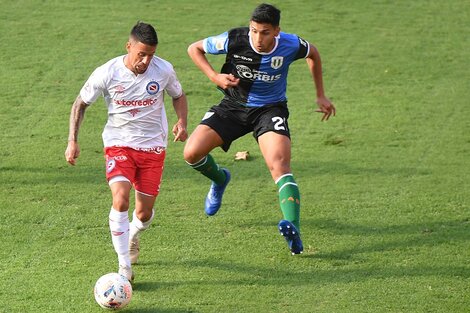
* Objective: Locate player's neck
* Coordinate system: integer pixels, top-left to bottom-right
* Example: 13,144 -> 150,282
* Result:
123,55 -> 138,76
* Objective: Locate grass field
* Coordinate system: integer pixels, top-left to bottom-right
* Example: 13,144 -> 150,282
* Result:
1,0 -> 469,312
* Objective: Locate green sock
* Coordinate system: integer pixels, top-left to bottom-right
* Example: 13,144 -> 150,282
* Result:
276,174 -> 300,231
189,154 -> 226,185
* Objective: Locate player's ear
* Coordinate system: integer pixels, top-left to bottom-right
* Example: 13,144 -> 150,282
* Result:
274,26 -> 281,36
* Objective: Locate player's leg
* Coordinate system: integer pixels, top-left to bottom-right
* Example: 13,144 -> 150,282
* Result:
184,124 -> 231,216
105,147 -> 136,280
108,180 -> 134,280
184,124 -> 227,185
129,192 -> 156,264
257,112 -> 303,255
129,149 -> 164,264
259,132 -> 303,254
258,131 -> 301,230
255,105 -> 302,230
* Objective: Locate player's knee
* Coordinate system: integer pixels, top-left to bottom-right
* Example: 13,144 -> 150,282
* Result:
135,210 -> 152,223
267,158 -> 290,171
112,196 -> 130,212
268,164 -> 291,181
183,144 -> 202,164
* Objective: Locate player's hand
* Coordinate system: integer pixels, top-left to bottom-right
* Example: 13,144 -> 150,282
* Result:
315,96 -> 336,121
214,73 -> 240,89
65,141 -> 80,165
172,122 -> 188,142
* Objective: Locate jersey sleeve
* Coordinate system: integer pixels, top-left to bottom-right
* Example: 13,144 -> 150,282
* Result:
202,31 -> 229,55
79,66 -> 106,105
294,35 -> 310,60
165,66 -> 183,98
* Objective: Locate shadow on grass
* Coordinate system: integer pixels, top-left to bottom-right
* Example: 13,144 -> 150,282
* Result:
121,308 -> 198,313
131,217 -> 470,290
246,217 -> 469,263
133,258 -> 469,291
293,160 -> 432,177
301,217 -> 469,260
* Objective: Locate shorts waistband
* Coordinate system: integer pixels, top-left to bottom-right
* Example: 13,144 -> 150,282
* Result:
111,146 -> 166,153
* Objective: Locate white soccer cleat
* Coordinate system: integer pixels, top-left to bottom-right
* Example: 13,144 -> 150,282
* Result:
118,265 -> 135,283
129,238 -> 140,265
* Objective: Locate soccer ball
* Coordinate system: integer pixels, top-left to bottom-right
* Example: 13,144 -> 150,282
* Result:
94,273 -> 132,310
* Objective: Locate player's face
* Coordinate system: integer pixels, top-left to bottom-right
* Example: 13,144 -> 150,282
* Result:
125,39 -> 157,75
249,21 -> 280,53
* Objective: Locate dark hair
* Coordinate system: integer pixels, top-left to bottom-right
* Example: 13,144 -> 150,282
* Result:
250,3 -> 281,26
130,21 -> 158,46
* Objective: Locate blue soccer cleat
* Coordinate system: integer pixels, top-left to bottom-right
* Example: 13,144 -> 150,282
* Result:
278,220 -> 304,255
204,168 -> 231,216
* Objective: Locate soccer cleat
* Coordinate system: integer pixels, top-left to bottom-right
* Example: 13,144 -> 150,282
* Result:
129,237 -> 140,265
204,168 -> 231,216
278,220 -> 304,255
118,265 -> 135,283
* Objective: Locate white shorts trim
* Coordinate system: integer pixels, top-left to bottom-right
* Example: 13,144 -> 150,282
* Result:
136,189 -> 156,197
109,175 -> 131,186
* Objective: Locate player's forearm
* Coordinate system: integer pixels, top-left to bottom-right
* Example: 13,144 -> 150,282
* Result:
307,45 -> 326,98
188,41 -> 218,82
68,95 -> 88,142
172,93 -> 188,127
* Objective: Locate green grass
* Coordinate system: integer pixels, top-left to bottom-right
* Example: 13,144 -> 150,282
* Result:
1,0 -> 469,312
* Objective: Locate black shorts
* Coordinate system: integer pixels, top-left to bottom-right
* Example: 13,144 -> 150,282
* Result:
200,98 -> 290,151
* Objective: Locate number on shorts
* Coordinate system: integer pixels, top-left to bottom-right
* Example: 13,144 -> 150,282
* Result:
271,116 -> 286,131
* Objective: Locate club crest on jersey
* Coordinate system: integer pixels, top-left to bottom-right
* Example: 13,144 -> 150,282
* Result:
271,56 -> 284,69
146,81 -> 160,95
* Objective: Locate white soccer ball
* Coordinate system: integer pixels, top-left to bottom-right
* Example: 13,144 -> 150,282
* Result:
94,273 -> 132,310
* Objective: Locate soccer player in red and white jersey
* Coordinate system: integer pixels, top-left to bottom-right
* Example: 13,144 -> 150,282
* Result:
65,22 -> 188,282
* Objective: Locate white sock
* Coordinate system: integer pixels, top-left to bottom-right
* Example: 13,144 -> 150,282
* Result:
108,207 -> 130,268
129,209 -> 155,243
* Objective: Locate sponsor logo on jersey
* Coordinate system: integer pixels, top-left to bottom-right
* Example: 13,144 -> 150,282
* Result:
128,108 -> 141,117
235,65 -> 281,82
233,54 -> 253,62
114,85 -> 125,94
146,81 -> 160,95
114,98 -> 157,106
271,56 -> 284,69
236,65 -> 252,76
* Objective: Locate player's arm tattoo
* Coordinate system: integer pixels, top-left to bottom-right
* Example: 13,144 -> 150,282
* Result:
68,95 -> 88,142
